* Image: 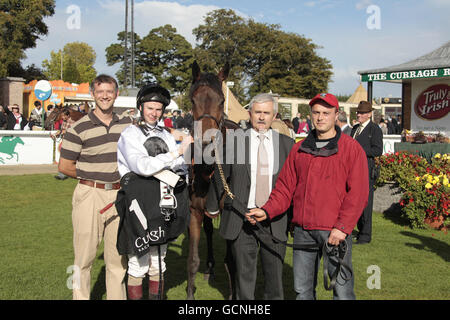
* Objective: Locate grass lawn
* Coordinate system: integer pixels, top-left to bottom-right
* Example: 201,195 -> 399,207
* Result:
0,174 -> 448,300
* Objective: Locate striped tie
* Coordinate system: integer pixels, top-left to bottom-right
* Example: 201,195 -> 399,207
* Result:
354,125 -> 362,139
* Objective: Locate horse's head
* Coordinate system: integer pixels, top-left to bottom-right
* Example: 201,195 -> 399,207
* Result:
44,105 -> 64,129
190,61 -> 230,145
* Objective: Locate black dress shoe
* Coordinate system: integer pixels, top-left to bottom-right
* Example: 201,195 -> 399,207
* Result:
354,239 -> 370,244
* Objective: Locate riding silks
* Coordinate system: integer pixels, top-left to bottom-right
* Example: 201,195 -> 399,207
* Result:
115,172 -> 190,257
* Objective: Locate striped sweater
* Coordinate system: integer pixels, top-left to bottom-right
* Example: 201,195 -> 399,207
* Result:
60,111 -> 132,183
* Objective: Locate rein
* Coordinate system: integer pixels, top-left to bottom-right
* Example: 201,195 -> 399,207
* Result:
212,140 -> 353,291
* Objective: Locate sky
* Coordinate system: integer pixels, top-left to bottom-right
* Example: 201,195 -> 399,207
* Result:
23,0 -> 450,98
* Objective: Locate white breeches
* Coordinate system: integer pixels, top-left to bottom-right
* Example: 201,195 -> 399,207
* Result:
127,244 -> 168,278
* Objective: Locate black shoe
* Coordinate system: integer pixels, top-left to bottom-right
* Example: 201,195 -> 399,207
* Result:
354,239 -> 370,244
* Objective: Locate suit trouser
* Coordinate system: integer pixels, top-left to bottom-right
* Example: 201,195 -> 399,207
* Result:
71,183 -> 127,300
357,178 -> 375,242
231,221 -> 286,300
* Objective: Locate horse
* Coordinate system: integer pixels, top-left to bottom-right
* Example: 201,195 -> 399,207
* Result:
0,136 -> 24,163
44,104 -> 87,130
186,61 -> 239,300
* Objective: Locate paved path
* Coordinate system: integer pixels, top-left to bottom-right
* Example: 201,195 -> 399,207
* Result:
0,164 -> 59,176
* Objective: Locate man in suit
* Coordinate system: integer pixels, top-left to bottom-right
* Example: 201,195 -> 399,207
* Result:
351,101 -> 383,244
292,112 -> 301,133
336,110 -> 352,135
206,93 -> 294,300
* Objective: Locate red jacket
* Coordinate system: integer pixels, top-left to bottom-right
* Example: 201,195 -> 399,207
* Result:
262,129 -> 369,235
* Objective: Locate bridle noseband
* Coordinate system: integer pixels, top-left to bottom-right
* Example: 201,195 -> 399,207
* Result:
196,113 -> 225,133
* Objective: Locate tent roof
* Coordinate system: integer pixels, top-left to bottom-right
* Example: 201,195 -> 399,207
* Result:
358,41 -> 450,75
222,82 -> 249,123
346,83 -> 368,104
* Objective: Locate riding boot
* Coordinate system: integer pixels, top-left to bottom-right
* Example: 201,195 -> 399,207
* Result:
127,275 -> 143,300
149,278 -> 164,300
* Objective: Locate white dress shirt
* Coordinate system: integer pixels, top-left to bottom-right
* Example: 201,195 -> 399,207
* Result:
117,124 -> 187,178
247,129 -> 274,208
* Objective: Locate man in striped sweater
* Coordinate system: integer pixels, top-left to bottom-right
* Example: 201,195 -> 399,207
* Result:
59,74 -> 132,300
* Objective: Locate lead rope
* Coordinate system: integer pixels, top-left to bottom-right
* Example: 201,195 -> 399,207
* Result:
212,140 -> 353,291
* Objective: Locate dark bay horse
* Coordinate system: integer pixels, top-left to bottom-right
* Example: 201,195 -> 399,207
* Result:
44,104 -> 88,129
187,61 -> 238,300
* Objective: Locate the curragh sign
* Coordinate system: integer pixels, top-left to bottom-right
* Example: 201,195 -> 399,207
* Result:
361,67 -> 450,82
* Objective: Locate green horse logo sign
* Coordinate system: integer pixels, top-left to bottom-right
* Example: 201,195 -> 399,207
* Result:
0,136 -> 24,164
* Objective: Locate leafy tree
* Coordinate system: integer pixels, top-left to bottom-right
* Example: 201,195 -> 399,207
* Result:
105,31 -> 142,87
192,9 -> 249,102
42,42 -> 97,83
139,25 -> 194,94
0,0 -> 55,78
193,9 -> 333,102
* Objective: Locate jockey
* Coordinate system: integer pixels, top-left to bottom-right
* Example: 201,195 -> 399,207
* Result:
116,83 -> 192,300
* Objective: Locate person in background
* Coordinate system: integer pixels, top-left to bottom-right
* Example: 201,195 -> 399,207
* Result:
292,112 -> 301,134
306,114 -> 313,131
297,118 -> 309,134
283,118 -> 296,139
351,101 -> 383,245
0,105 -> 6,130
4,104 -> 28,130
378,118 -> 388,135
163,110 -> 173,128
29,100 -> 46,128
51,109 -> 75,180
336,111 -> 352,135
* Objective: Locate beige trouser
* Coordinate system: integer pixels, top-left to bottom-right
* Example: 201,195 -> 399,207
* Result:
71,183 -> 127,300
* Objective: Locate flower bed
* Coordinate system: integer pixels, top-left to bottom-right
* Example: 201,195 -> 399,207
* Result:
375,152 -> 449,229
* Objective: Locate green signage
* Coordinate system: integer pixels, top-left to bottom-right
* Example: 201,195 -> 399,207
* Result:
361,67 -> 450,82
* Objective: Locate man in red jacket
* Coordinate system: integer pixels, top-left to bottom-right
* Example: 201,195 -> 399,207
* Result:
247,93 -> 369,300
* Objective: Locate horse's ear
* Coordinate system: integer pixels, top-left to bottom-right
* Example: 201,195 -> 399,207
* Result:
192,61 -> 201,83
218,62 -> 230,82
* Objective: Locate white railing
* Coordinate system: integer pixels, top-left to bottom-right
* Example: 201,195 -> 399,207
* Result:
0,130 -> 58,165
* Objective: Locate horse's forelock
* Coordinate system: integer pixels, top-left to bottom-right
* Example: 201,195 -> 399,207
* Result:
189,73 -> 223,100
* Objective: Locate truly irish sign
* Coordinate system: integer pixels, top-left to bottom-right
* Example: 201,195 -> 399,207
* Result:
414,84 -> 449,120
361,67 -> 450,82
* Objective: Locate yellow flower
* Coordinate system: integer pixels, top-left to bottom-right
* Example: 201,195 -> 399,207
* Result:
425,183 -> 433,189
415,176 -> 421,182
434,153 -> 441,158
427,175 -> 433,183
443,178 -> 449,186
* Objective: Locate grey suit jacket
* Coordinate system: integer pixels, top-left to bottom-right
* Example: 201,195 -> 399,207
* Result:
206,129 -> 295,241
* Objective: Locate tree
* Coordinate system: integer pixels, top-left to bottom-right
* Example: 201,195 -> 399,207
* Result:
192,9 -> 250,102
139,25 -> 194,94
192,9 -> 333,102
42,42 -> 97,83
105,31 -> 141,87
106,26 -> 193,97
0,0 -> 55,78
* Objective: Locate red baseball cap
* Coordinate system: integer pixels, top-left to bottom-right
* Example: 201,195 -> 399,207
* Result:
309,93 -> 339,110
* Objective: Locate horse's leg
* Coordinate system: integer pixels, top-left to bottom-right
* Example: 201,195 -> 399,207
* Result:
186,208 -> 203,300
203,215 -> 215,282
224,240 -> 236,300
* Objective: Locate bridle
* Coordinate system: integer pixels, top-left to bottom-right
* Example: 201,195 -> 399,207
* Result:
196,112 -> 225,133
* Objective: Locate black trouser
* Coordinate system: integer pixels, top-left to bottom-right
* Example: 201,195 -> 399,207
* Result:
231,221 -> 286,300
357,177 -> 375,242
